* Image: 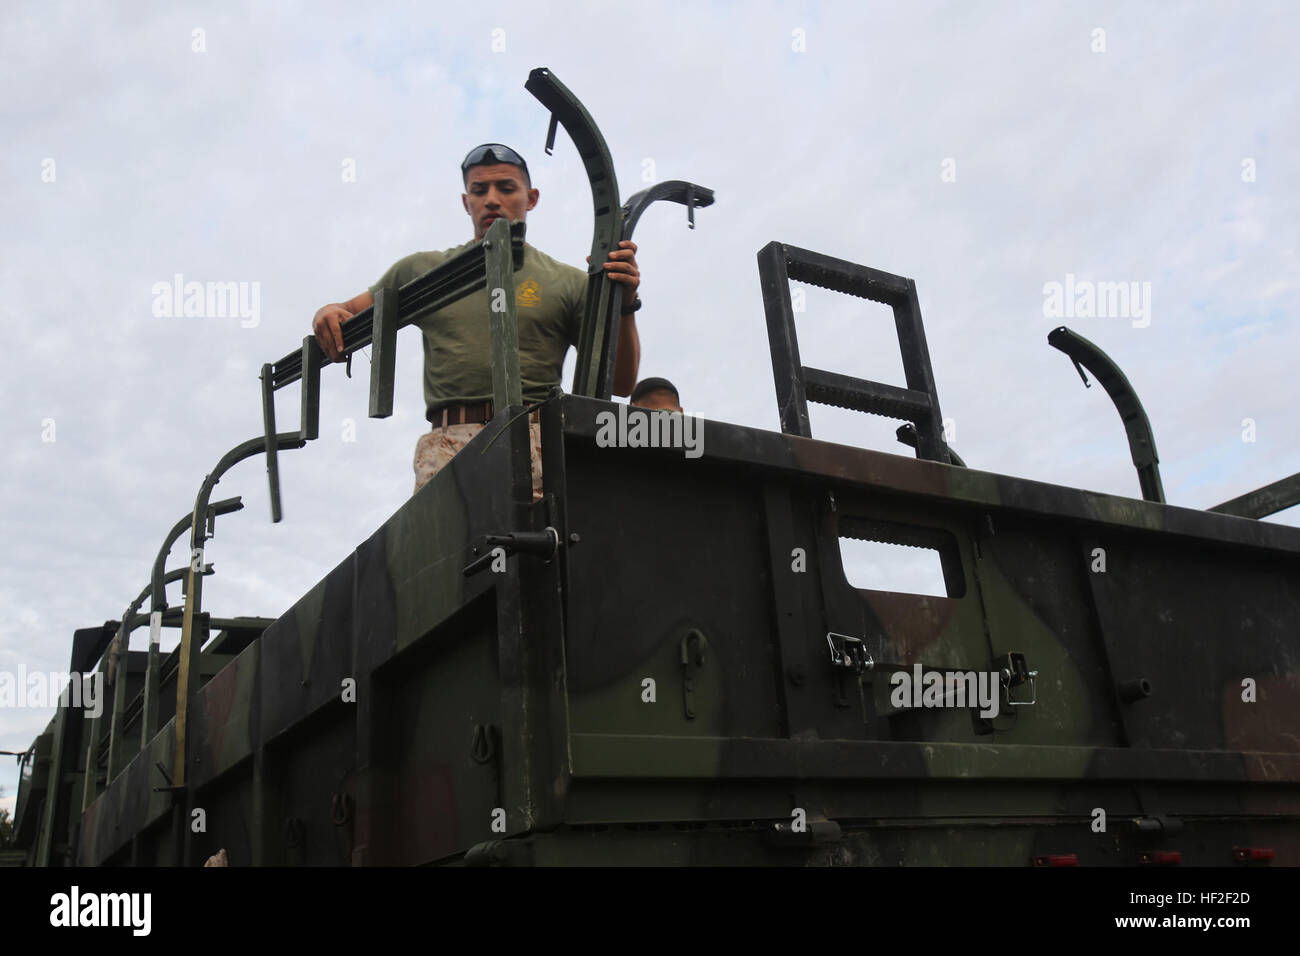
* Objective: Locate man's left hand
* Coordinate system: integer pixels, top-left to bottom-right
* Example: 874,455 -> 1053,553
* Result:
602,240 -> 640,310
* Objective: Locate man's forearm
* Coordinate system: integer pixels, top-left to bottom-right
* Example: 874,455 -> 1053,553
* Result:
612,313 -> 641,396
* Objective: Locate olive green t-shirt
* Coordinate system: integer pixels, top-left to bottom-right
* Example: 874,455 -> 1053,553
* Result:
369,240 -> 587,420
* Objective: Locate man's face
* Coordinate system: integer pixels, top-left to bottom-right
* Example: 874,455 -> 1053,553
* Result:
462,163 -> 539,240
632,388 -> 682,412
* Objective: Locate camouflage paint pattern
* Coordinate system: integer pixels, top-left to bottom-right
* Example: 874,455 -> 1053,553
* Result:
13,387 -> 1300,867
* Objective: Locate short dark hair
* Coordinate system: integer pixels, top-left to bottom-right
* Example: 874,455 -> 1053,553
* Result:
461,143 -> 531,187
630,377 -> 680,404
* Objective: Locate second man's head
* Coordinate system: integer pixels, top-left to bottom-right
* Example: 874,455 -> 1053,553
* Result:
630,378 -> 683,412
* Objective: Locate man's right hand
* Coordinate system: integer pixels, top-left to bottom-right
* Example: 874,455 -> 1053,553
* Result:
312,291 -> 375,361
312,304 -> 353,361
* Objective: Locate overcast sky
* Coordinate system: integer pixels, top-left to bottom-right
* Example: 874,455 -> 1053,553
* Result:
2,1 -> 1297,814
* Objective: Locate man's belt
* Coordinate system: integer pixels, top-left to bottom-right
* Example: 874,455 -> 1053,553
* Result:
433,402 -> 541,427
434,402 -> 494,427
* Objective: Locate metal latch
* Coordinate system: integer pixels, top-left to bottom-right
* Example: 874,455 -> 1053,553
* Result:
826,633 -> 873,675
463,526 -> 561,576
999,652 -> 1038,707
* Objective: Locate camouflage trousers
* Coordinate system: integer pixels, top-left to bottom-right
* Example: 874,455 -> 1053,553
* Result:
413,422 -> 543,501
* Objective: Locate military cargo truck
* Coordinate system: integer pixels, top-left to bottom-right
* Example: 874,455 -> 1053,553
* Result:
11,68 -> 1299,867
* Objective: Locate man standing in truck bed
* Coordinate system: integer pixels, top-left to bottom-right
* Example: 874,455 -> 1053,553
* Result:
311,143 -> 643,495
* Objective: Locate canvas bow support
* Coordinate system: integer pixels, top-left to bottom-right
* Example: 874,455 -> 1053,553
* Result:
525,67 -> 714,400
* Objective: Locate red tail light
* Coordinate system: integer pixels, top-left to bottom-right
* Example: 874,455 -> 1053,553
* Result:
1139,850 -> 1181,865
1234,847 -> 1274,863
1033,854 -> 1079,867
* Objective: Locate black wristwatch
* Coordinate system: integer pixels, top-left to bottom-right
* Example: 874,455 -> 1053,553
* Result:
621,296 -> 642,314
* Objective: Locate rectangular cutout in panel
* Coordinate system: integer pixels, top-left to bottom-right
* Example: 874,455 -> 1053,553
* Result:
838,516 -> 964,598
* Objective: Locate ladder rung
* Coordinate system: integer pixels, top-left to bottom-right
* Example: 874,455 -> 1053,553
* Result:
803,367 -> 933,422
784,247 -> 912,305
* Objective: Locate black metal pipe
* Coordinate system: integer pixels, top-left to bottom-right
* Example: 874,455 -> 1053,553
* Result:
151,497 -> 242,614
1048,326 -> 1165,504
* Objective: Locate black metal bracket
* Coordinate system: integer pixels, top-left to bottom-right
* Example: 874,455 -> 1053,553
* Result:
1209,471 -> 1300,520
149,497 -> 242,615
152,761 -> 183,795
1048,326 -> 1164,503
463,527 -> 561,577
620,180 -> 715,237
758,242 -> 955,464
483,219 -> 523,412
526,67 -> 624,401
896,422 -> 965,467
258,223 -> 526,521
528,70 -> 717,400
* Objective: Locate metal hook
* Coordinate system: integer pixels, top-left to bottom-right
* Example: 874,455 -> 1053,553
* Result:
1071,357 -> 1091,388
545,113 -> 558,155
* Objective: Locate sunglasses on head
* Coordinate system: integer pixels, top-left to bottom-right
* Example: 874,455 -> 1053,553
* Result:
461,144 -> 529,177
